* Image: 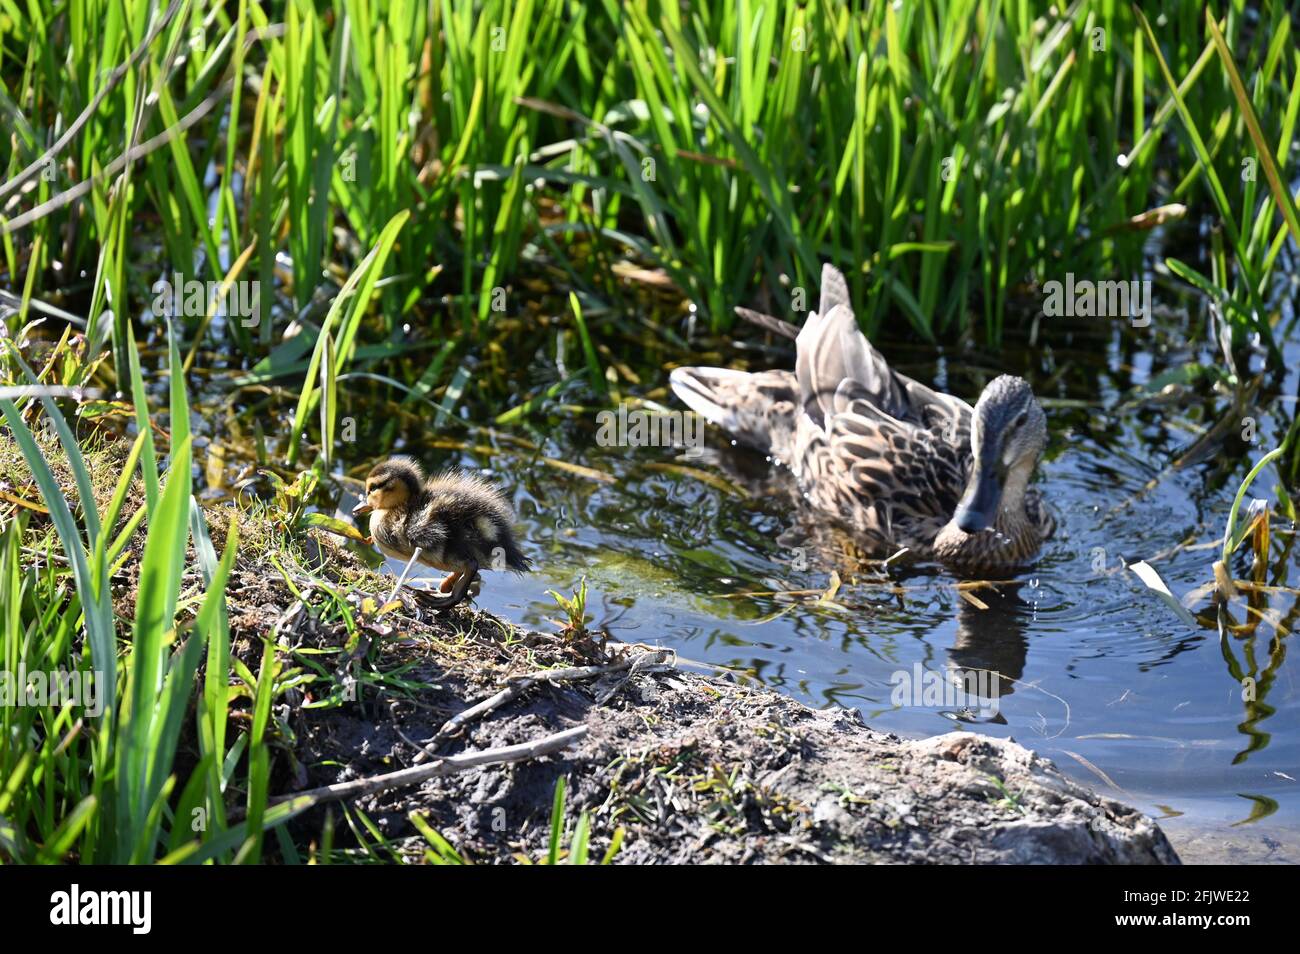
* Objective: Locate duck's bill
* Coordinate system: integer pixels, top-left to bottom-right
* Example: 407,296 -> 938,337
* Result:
953,468 -> 1003,533
351,500 -> 373,517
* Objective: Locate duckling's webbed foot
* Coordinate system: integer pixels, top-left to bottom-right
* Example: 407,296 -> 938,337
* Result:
424,560 -> 480,610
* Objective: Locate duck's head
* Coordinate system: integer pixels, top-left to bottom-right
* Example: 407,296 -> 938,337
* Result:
352,457 -> 423,517
951,375 -> 1047,533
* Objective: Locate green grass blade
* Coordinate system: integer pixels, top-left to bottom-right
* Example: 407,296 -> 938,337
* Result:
1205,11 -> 1300,252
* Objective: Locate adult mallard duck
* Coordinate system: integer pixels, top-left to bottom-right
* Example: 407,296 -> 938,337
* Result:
352,458 -> 530,607
670,264 -> 1054,573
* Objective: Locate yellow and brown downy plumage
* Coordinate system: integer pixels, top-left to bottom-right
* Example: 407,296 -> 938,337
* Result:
351,458 -> 530,607
670,263 -> 1054,574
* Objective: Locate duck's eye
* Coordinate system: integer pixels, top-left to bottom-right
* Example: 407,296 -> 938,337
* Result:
1012,411 -> 1028,429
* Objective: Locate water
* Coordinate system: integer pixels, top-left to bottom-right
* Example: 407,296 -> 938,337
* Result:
341,307 -> 1298,864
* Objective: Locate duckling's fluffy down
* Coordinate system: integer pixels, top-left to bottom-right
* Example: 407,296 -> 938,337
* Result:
399,470 -> 531,573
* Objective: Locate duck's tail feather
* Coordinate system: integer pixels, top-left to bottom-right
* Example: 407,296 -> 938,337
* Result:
734,305 -> 799,340
670,366 -> 799,460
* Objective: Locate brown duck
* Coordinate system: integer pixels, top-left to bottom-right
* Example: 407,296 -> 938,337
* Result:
352,458 -> 530,607
670,263 -> 1054,573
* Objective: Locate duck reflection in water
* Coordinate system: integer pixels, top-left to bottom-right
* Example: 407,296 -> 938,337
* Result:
943,580 -> 1035,725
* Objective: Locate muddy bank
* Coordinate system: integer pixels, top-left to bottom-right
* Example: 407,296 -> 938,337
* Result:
244,538 -> 1180,864
296,639 -> 1178,863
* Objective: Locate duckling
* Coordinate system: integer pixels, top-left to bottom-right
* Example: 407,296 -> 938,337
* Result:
351,457 -> 530,608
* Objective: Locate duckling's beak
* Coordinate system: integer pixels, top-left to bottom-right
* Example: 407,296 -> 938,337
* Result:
953,466 -> 1002,534
351,499 -> 373,517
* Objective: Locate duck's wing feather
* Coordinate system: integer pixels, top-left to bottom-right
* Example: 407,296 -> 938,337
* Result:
669,366 -> 799,460
894,375 -> 974,448
794,266 -> 973,446
819,262 -> 852,317
804,393 -> 969,536
681,261 -> 974,473
796,300 -> 910,430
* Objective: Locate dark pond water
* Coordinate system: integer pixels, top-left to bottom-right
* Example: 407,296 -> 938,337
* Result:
312,297 -> 1300,864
